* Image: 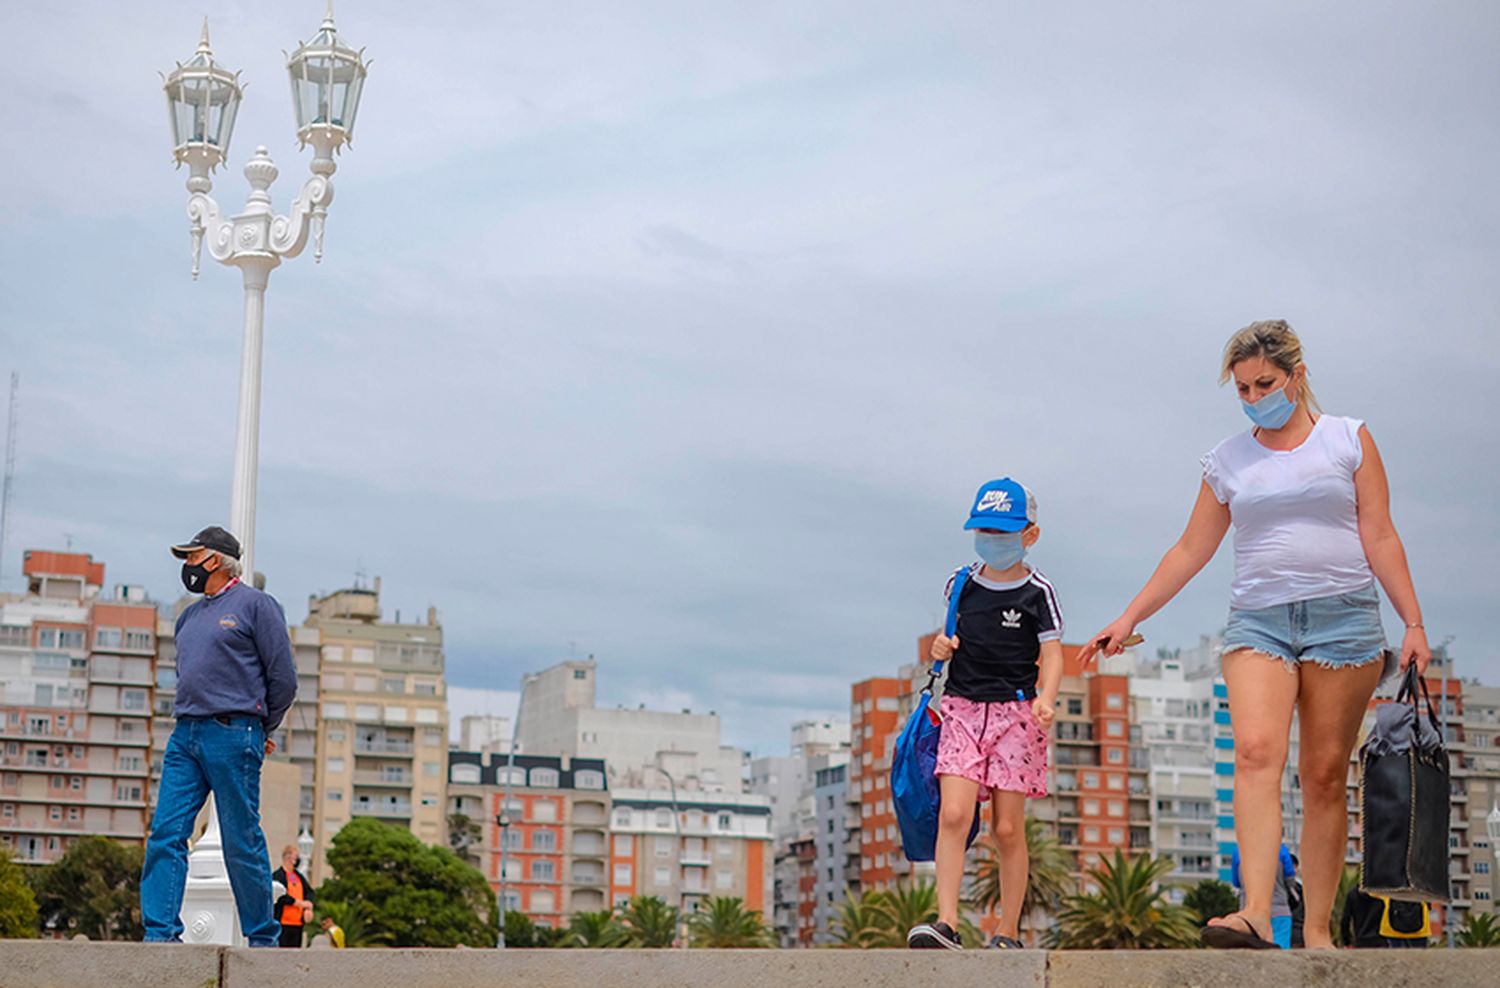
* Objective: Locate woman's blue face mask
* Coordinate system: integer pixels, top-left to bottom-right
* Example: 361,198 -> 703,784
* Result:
1241,383 -> 1297,430
974,531 -> 1027,570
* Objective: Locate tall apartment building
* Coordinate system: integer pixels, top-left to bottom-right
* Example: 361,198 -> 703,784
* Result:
849,676 -> 905,890
305,582 -> 448,880
810,758 -> 858,942
1123,654 -> 1221,898
608,787 -> 772,918
0,550 -> 156,864
446,751 -> 610,927
517,660 -> 745,792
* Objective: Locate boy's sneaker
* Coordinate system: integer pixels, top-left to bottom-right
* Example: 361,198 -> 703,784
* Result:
986,934 -> 1025,949
907,921 -> 962,950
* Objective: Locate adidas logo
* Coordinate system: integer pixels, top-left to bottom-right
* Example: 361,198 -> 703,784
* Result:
977,490 -> 1013,513
1001,609 -> 1023,628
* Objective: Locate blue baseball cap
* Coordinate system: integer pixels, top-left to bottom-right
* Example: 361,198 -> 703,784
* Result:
963,478 -> 1036,532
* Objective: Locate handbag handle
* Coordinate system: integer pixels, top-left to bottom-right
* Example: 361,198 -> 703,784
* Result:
1396,661 -> 1443,739
926,566 -> 970,693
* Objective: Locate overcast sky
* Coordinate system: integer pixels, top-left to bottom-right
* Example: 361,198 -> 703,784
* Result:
2,1 -> 1497,755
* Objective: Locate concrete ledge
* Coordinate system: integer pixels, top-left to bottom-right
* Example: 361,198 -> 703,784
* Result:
222,947 -> 1045,988
0,941 -> 223,988
1047,949 -> 1495,987
0,942 -> 1489,988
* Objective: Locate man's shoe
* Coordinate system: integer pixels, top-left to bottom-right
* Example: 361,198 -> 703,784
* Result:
986,934 -> 1025,949
907,921 -> 962,950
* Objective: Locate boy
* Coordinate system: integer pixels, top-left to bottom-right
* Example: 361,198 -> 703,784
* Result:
908,478 -> 1063,950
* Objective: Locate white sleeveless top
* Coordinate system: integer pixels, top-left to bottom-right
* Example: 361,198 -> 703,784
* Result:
1200,415 -> 1374,610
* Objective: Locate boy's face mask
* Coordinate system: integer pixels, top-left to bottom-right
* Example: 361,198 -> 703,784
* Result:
974,531 -> 1027,570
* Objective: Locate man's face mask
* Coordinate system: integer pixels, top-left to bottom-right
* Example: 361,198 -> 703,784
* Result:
180,555 -> 217,594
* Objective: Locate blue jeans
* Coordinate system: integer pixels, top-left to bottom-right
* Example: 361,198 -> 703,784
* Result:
140,717 -> 279,946
1223,583 -> 1395,683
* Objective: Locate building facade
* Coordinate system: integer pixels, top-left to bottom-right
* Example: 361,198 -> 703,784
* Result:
0,551 -> 156,864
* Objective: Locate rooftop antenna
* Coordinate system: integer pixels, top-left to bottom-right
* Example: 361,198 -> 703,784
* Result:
0,373 -> 16,589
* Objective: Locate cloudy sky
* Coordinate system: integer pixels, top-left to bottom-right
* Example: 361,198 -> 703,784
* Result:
2,1 -> 1496,754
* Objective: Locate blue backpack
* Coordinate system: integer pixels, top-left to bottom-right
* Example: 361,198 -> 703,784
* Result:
892,566 -> 983,862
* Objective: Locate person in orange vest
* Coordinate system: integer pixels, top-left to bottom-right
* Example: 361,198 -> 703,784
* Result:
272,845 -> 314,948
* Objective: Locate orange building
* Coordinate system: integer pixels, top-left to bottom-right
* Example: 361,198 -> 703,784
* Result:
850,676 -> 906,890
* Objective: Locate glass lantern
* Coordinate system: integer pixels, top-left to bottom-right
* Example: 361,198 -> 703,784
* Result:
286,7 -> 368,148
163,22 -> 242,166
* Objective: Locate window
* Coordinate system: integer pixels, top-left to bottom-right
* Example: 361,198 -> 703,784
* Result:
654,867 -> 671,886
1107,748 -> 1124,764
614,834 -> 633,855
1107,774 -> 1123,790
655,809 -> 672,829
717,839 -> 733,858
1083,799 -> 1100,816
1106,720 -> 1124,738
718,813 -> 732,830
327,758 -> 345,773
1066,698 -> 1083,716
95,628 -> 122,648
328,791 -> 343,802
500,891 -> 521,911
118,755 -> 143,772
573,668 -> 588,680
323,702 -> 347,720
37,628 -> 57,648
531,800 -> 557,822
574,769 -> 604,790
532,830 -> 556,851
1084,826 -> 1100,843
1106,694 -> 1124,710
59,630 -> 84,649
355,704 -> 379,721
498,767 -> 526,786
530,889 -> 555,913
1476,861 -> 1491,875
716,870 -> 734,890
451,764 -> 481,785
613,808 -> 631,828
529,767 -> 559,788
115,784 -> 142,801
1082,772 -> 1100,789
655,837 -> 673,858
613,864 -> 632,885
1108,828 -> 1125,845
531,860 -> 555,881
125,630 -> 152,650
382,678 -> 404,693
1107,800 -> 1124,817
500,829 -> 522,849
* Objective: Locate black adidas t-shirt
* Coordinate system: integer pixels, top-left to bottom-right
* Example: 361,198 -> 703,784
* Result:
943,564 -> 1064,702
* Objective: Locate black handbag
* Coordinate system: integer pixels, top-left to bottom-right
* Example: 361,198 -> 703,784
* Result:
1358,662 -> 1450,903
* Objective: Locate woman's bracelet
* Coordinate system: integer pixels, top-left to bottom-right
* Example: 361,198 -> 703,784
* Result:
1405,622 -> 1424,630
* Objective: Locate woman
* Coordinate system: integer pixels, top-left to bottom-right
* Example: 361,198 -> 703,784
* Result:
1077,320 -> 1430,950
271,844 -> 314,948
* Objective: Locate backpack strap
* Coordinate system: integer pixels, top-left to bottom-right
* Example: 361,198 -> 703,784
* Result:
929,565 -> 970,685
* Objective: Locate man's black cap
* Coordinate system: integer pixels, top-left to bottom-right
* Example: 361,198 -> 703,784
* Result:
170,526 -> 242,560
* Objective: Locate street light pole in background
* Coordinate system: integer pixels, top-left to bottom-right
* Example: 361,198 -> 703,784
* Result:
647,763 -> 689,949
161,4 -> 367,947
497,674 -> 532,948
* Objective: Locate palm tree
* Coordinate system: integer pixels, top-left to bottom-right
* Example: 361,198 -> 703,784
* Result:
687,896 -> 774,947
1182,879 -> 1239,924
615,895 -> 679,948
567,909 -> 625,947
872,880 -> 939,944
316,899 -> 393,947
1457,910 -> 1500,948
970,817 -> 1074,939
1051,849 -> 1200,949
830,889 -> 894,949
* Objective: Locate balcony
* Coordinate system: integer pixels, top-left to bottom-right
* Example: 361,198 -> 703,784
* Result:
351,800 -> 412,819
354,738 -> 413,757
352,769 -> 412,788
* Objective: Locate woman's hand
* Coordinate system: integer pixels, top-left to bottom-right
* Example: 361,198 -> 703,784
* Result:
1076,617 -> 1136,667
1399,626 -> 1431,675
930,633 -> 958,664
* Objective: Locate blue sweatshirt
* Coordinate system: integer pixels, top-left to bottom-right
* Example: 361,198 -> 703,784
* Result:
173,581 -> 297,731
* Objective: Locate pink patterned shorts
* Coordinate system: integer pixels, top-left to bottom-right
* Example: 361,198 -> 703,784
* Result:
935,694 -> 1049,799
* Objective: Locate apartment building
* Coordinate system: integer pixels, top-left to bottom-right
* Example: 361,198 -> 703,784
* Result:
0,551 -> 156,863
810,759 -> 858,942
607,787 -> 772,917
306,582 -> 448,880
446,751 -> 610,927
849,676 -> 905,891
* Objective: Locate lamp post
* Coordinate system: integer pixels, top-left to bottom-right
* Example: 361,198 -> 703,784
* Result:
161,4 -> 366,947
646,764 -> 689,949
162,2 -> 367,576
1487,803 -> 1500,904
496,678 -> 530,948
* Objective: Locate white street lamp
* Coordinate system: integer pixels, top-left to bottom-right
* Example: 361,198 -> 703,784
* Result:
162,3 -> 368,577
162,4 -> 367,948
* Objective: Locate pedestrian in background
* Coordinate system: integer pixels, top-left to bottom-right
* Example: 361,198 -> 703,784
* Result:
272,844 -> 314,947
140,526 -> 298,946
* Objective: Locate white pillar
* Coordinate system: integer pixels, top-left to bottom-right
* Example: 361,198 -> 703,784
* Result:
228,262 -> 270,579
179,799 -> 242,944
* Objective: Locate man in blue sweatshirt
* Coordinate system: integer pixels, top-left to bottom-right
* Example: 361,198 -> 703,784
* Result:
140,526 -> 297,946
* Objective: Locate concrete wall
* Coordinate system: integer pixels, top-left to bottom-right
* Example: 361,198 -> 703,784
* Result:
0,943 -> 1494,988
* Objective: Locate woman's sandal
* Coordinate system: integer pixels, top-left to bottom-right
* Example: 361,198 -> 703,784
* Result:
1200,914 -> 1279,950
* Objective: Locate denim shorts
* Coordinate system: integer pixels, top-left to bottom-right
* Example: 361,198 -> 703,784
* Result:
1222,582 -> 1394,681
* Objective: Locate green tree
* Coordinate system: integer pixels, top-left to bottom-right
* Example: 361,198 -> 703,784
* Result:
0,855 -> 39,939
1051,850 -> 1200,949
1182,879 -> 1240,925
318,818 -> 498,947
1456,910 -> 1500,948
829,889 -> 892,948
445,813 -> 483,868
971,818 -> 1075,938
315,899 -> 392,947
615,895 -> 679,947
566,909 -> 624,947
687,896 -> 774,947
27,836 -> 142,940
873,880 -> 938,944
502,909 -> 536,947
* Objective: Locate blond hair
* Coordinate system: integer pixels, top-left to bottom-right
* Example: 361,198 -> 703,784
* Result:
1219,319 -> 1320,413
